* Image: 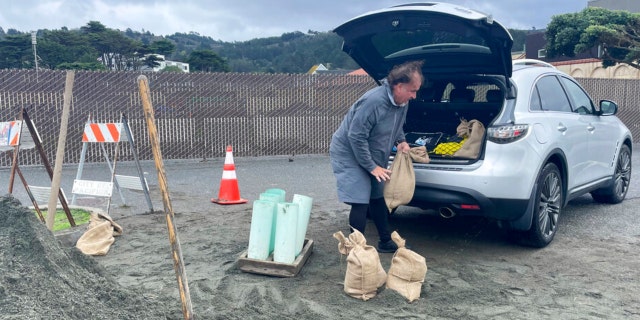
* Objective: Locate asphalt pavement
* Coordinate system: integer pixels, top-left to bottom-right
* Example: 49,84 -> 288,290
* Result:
2,146 -> 640,238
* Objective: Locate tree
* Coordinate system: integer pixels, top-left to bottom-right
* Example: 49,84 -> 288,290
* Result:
82,21 -> 143,70
508,29 -> 527,53
186,49 -> 230,72
150,39 -> 176,56
80,21 -> 107,34
143,53 -> 164,69
0,34 -> 31,69
37,29 -> 100,70
57,62 -> 106,70
161,65 -> 184,73
545,7 -> 640,70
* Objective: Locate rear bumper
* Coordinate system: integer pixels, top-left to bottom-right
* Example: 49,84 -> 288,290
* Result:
409,182 -> 530,221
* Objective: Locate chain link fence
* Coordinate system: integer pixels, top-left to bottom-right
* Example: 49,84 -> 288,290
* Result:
0,69 -> 375,167
1,69 -> 639,168
577,78 -> 640,139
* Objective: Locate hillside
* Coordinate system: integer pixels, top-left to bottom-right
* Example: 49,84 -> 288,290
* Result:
0,24 -> 528,73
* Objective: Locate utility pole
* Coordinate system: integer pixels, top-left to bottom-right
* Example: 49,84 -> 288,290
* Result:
31,31 -> 38,81
31,31 -> 38,70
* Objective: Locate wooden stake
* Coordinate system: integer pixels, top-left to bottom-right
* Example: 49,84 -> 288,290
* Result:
46,70 -> 74,230
7,106 -> 23,194
137,75 -> 194,320
3,152 -> 44,222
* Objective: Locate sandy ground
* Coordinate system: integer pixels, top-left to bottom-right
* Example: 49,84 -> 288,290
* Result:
1,154 -> 640,319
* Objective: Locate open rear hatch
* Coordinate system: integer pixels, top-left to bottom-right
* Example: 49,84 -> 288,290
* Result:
333,2 -> 513,82
334,3 -> 514,161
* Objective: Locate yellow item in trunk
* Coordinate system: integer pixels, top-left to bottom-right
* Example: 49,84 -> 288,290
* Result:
433,138 -> 467,155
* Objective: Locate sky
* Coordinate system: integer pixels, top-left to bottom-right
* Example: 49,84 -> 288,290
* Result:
0,0 -> 590,42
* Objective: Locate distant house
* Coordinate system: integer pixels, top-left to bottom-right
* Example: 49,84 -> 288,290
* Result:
140,54 -> 190,73
524,31 -> 601,64
307,63 -> 354,75
99,53 -> 190,72
347,68 -> 368,76
307,64 -> 329,74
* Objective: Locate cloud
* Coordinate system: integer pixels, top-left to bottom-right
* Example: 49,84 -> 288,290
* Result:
0,0 -> 588,41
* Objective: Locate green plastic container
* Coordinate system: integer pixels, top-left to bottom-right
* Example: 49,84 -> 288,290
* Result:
247,200 -> 276,260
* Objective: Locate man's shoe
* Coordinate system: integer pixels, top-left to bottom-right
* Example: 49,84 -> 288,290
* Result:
377,240 -> 398,253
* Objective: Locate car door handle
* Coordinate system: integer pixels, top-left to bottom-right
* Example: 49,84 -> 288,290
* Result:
557,123 -> 567,132
587,124 -> 595,132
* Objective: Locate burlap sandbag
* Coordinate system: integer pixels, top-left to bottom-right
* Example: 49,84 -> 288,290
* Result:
76,212 -> 123,256
384,151 -> 415,212
333,229 -> 387,301
386,231 -> 427,302
409,146 -> 430,164
454,119 -> 485,159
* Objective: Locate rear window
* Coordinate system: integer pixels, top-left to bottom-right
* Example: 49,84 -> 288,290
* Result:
534,76 -> 572,113
434,82 -> 501,103
370,25 -> 489,59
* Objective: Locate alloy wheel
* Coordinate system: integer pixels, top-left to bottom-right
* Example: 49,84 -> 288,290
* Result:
537,170 -> 562,238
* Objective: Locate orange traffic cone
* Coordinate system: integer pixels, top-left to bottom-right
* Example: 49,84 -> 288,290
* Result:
211,145 -> 248,205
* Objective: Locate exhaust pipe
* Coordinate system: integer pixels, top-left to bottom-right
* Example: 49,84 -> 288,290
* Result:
439,207 -> 456,219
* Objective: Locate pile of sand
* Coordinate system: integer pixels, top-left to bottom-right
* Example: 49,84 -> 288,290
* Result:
0,196 -> 176,319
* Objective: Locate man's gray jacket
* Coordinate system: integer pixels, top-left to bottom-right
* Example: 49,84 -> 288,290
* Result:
329,80 -> 407,204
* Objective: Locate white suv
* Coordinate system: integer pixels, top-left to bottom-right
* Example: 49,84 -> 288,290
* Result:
334,2 -> 633,247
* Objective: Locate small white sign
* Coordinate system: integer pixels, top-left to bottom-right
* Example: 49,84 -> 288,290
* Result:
72,179 -> 113,197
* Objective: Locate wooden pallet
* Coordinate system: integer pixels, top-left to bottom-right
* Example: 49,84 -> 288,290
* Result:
237,238 -> 314,277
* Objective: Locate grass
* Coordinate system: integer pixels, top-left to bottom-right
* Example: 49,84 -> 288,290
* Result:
36,208 -> 92,231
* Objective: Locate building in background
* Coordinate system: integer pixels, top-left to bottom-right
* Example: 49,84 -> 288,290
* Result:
140,54 -> 190,73
588,0 -> 640,11
307,63 -> 353,75
521,0 -> 640,78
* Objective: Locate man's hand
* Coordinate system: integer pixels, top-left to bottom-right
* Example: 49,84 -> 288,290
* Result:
371,166 -> 392,182
396,141 -> 410,153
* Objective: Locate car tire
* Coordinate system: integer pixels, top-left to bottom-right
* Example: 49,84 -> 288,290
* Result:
590,144 -> 631,204
520,162 -> 563,248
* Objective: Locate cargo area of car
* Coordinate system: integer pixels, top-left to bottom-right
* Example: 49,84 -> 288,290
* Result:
402,75 -> 505,160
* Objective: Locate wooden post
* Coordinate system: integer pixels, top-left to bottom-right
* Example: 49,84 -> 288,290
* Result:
8,146 -> 19,194
137,75 -> 194,320
22,109 -> 75,226
46,70 -> 74,230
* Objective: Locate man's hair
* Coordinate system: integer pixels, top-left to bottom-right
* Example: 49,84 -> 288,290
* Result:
387,60 -> 425,86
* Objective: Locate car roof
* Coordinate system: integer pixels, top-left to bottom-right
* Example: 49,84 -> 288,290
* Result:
334,2 -> 513,82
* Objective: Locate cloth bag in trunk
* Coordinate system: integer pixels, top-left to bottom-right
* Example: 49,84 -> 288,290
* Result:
409,146 -> 430,164
333,229 -> 387,301
453,118 -> 485,159
386,231 -> 427,302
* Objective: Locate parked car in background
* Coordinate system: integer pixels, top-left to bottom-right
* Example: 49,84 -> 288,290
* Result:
334,2 -> 633,247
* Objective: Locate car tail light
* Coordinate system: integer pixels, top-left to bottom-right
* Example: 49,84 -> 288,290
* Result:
487,124 -> 529,144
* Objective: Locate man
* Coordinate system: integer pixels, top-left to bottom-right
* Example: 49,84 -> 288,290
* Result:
330,60 -> 424,252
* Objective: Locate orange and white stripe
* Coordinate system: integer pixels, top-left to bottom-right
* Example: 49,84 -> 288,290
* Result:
0,121 -> 21,146
82,123 -> 122,142
221,146 -> 237,179
211,145 -> 247,204
8,121 -> 21,146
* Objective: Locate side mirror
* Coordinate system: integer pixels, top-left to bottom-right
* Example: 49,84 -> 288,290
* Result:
599,100 -> 618,116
